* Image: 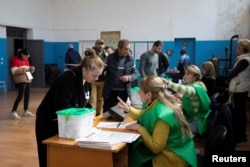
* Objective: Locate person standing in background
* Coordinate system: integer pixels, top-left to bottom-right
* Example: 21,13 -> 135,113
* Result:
201,61 -> 217,98
228,39 -> 250,145
103,39 -> 138,113
89,39 -> 107,116
157,51 -> 169,77
65,44 -> 82,69
104,45 -> 114,56
139,40 -> 163,78
35,48 -> 104,167
177,49 -> 191,79
10,48 -> 35,119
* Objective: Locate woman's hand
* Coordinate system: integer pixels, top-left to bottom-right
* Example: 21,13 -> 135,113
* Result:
174,93 -> 182,101
117,96 -> 130,113
125,122 -> 141,132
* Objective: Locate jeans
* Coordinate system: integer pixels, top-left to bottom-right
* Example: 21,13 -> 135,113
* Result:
12,82 -> 31,112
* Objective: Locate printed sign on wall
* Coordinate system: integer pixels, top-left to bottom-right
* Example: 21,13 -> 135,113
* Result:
101,31 -> 121,49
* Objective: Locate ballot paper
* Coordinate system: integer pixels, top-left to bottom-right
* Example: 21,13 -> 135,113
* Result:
25,71 -> 33,80
96,121 -> 137,129
76,129 -> 140,150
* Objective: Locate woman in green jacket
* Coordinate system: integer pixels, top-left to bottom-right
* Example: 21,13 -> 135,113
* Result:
117,76 -> 197,167
167,65 -> 211,135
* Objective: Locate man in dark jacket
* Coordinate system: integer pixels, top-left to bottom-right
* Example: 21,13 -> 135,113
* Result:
103,39 -> 138,112
65,44 -> 82,69
157,51 -> 169,77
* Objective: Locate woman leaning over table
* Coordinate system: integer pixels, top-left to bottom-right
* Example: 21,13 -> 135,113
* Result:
35,48 -> 104,167
167,65 -> 211,136
117,76 -> 197,167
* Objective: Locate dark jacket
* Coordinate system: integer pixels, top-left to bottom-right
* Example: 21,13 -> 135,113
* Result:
93,47 -> 107,82
35,67 -> 92,167
157,52 -> 169,75
36,67 -> 92,137
65,48 -> 82,69
103,50 -> 137,99
201,76 -> 217,98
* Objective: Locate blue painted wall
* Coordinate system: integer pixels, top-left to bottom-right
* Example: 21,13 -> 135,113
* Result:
0,39 -> 237,92
43,42 -> 80,72
0,38 -> 8,92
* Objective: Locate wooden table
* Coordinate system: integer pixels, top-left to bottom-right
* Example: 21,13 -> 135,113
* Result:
43,115 -> 134,167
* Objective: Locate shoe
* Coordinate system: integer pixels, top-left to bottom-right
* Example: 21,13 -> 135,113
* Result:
23,111 -> 35,117
10,111 -> 21,119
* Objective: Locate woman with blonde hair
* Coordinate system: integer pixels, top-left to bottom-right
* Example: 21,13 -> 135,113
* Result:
35,48 -> 104,167
167,65 -> 211,136
117,76 -> 197,167
228,39 -> 250,145
201,61 -> 217,97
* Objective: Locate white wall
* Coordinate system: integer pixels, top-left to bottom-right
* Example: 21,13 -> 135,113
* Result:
0,26 -> 6,38
0,0 -> 249,41
0,0 -> 53,40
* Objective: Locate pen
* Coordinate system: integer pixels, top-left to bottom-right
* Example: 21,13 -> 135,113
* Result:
116,122 -> 121,128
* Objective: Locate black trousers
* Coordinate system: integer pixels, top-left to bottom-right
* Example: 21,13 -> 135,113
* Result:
12,82 -> 31,111
103,90 -> 128,112
35,115 -> 58,167
232,92 -> 248,144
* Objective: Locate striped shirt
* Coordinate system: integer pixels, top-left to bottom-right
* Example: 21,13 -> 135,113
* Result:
168,81 -> 200,113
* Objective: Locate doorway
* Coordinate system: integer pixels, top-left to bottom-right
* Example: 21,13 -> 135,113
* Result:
174,38 -> 196,65
7,27 -> 45,90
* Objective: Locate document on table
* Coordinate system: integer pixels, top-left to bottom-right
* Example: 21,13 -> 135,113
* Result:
76,129 -> 140,143
76,129 -> 140,150
96,121 -> 137,129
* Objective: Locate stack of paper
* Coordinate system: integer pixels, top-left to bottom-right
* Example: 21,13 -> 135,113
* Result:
75,129 -> 140,150
76,138 -> 122,150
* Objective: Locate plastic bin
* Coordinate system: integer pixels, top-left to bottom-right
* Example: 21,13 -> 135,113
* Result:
56,108 -> 95,139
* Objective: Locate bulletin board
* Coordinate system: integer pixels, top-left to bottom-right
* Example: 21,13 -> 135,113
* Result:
101,31 -> 121,49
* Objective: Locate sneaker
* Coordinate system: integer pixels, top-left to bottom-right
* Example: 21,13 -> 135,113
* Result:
23,111 -> 35,117
10,111 -> 21,119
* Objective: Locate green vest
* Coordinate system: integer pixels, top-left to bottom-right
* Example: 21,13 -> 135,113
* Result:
129,100 -> 197,167
182,84 -> 211,135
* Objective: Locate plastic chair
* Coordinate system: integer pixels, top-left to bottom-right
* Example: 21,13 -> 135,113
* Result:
0,81 -> 6,94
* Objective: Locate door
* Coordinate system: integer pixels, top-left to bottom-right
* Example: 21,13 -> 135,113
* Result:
7,37 -> 15,90
174,38 -> 196,65
7,38 -> 45,89
26,39 -> 45,88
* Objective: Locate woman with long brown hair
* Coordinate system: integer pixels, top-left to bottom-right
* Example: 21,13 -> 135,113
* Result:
117,76 -> 197,167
